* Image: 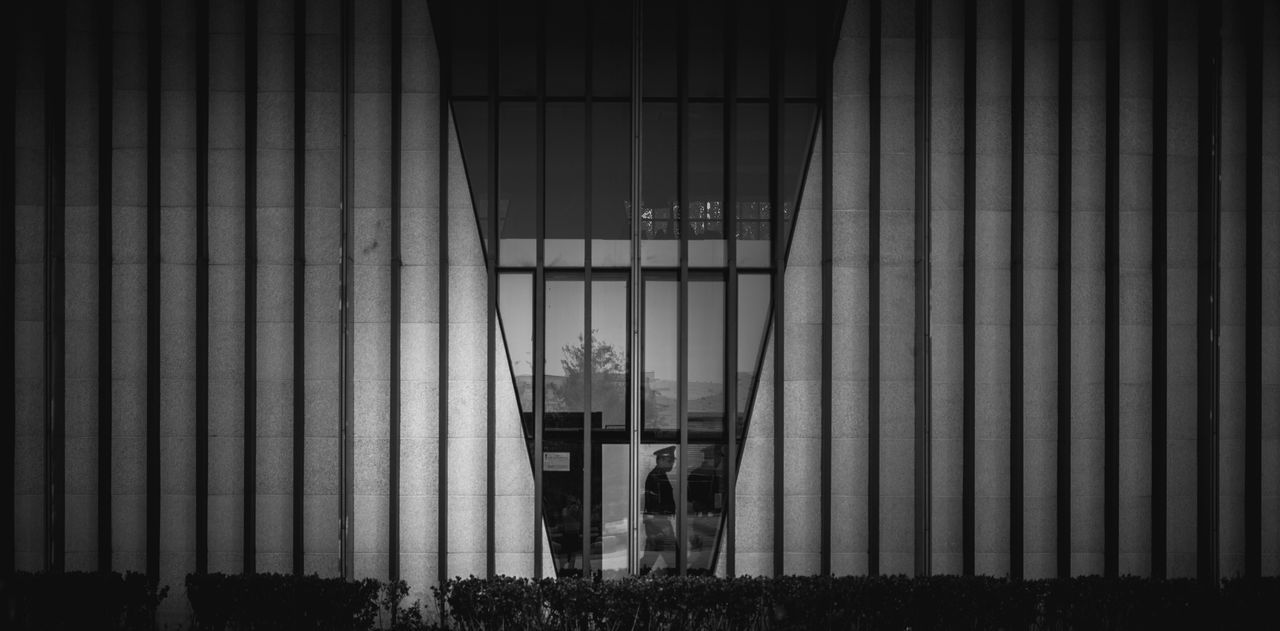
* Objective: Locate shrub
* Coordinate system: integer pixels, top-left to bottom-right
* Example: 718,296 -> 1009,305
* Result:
0,571 -> 167,630
185,572 -> 384,630
434,574 -> 1280,631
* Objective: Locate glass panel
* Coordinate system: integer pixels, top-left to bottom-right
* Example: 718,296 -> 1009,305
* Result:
784,0 -> 818,99
545,279 -> 585,576
499,0 -> 536,97
783,102 -> 818,245
590,278 -> 629,577
684,443 -> 726,574
736,0 -> 770,99
499,272 -> 534,434
547,103 -> 586,267
736,104 -> 771,268
687,0 -> 724,99
687,279 -> 724,439
688,104 -> 725,267
447,0 -> 489,97
546,0 -> 586,97
453,102 -> 489,251
591,279 -> 629,430
499,103 -> 537,266
641,104 -> 678,266
639,441 -> 680,575
591,0 -> 632,98
642,0 -> 676,99
737,273 -> 771,438
594,440 -> 631,577
592,103 -> 631,266
642,278 -> 677,438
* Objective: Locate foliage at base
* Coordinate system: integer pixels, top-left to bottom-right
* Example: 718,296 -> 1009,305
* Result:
0,571 -> 167,630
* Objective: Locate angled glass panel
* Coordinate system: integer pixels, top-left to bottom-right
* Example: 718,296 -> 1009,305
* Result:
590,277 -> 629,576
446,0 -> 489,97
736,103 -> 771,268
546,0 -> 587,97
546,103 -> 586,267
737,273 -> 771,438
499,103 -> 537,266
688,104 -> 725,267
452,102 -> 490,250
544,279 -> 586,576
592,103 -> 631,267
642,277 -> 678,439
499,272 -> 534,433
687,0 -> 724,99
591,0 -> 632,98
499,0 -> 536,97
641,103 -> 678,266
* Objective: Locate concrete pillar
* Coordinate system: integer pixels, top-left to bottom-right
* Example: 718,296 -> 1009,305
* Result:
1021,0 -> 1061,580
1117,0 -> 1155,577
110,0 -> 150,574
64,0 -> 102,573
351,0 -> 391,582
302,0 -> 342,579
207,0 -> 246,575
830,0 -> 871,577
928,0 -> 964,577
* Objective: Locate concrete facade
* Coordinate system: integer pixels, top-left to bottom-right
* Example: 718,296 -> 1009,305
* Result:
6,0 -> 1280,618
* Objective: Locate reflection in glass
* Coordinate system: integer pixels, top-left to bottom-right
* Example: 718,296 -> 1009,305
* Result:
545,280 -> 585,575
688,279 -> 724,438
641,104 -> 678,266
547,104 -> 586,267
592,103 -> 631,266
642,279 -> 677,437
639,443 -> 680,574
499,103 -> 536,266
453,102 -> 489,249
499,273 -> 534,428
591,280 -> 629,430
683,443 -> 726,573
737,273 -> 771,438
590,278 -> 629,576
688,105 -> 725,267
736,104 -> 771,268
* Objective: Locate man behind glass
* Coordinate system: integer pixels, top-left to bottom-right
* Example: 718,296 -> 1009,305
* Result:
641,446 -> 676,573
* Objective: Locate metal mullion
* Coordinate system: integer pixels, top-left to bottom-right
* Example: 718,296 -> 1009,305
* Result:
1104,0 -> 1120,579
913,0 -> 933,579
0,0 -> 14,578
1196,0 -> 1221,585
390,0 -> 403,586
1244,0 -> 1263,581
629,0 -> 643,576
244,0 -> 259,576
196,0 -> 210,577
1151,0 -> 1168,581
582,1 -> 594,577
722,0 -> 738,579
339,0 -> 354,580
432,0 -> 451,588
489,2 -> 509,579
770,0 -> 785,578
95,0 -> 114,575
44,0 -> 67,574
1056,0 -> 1073,579
1010,0 -> 1025,581
146,0 -> 162,583
962,0 -> 976,579
819,0 -> 834,578
677,0 -> 689,577
868,0 -> 881,577
291,0 -> 306,578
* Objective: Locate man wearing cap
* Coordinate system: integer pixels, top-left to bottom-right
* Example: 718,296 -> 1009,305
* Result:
641,445 -> 677,573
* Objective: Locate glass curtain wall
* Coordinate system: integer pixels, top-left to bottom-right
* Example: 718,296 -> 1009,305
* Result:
443,0 -> 825,577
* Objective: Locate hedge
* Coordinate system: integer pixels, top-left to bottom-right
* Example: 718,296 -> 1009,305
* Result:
3,571 -> 1277,629
0,571 -> 167,630
434,574 -> 1280,630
